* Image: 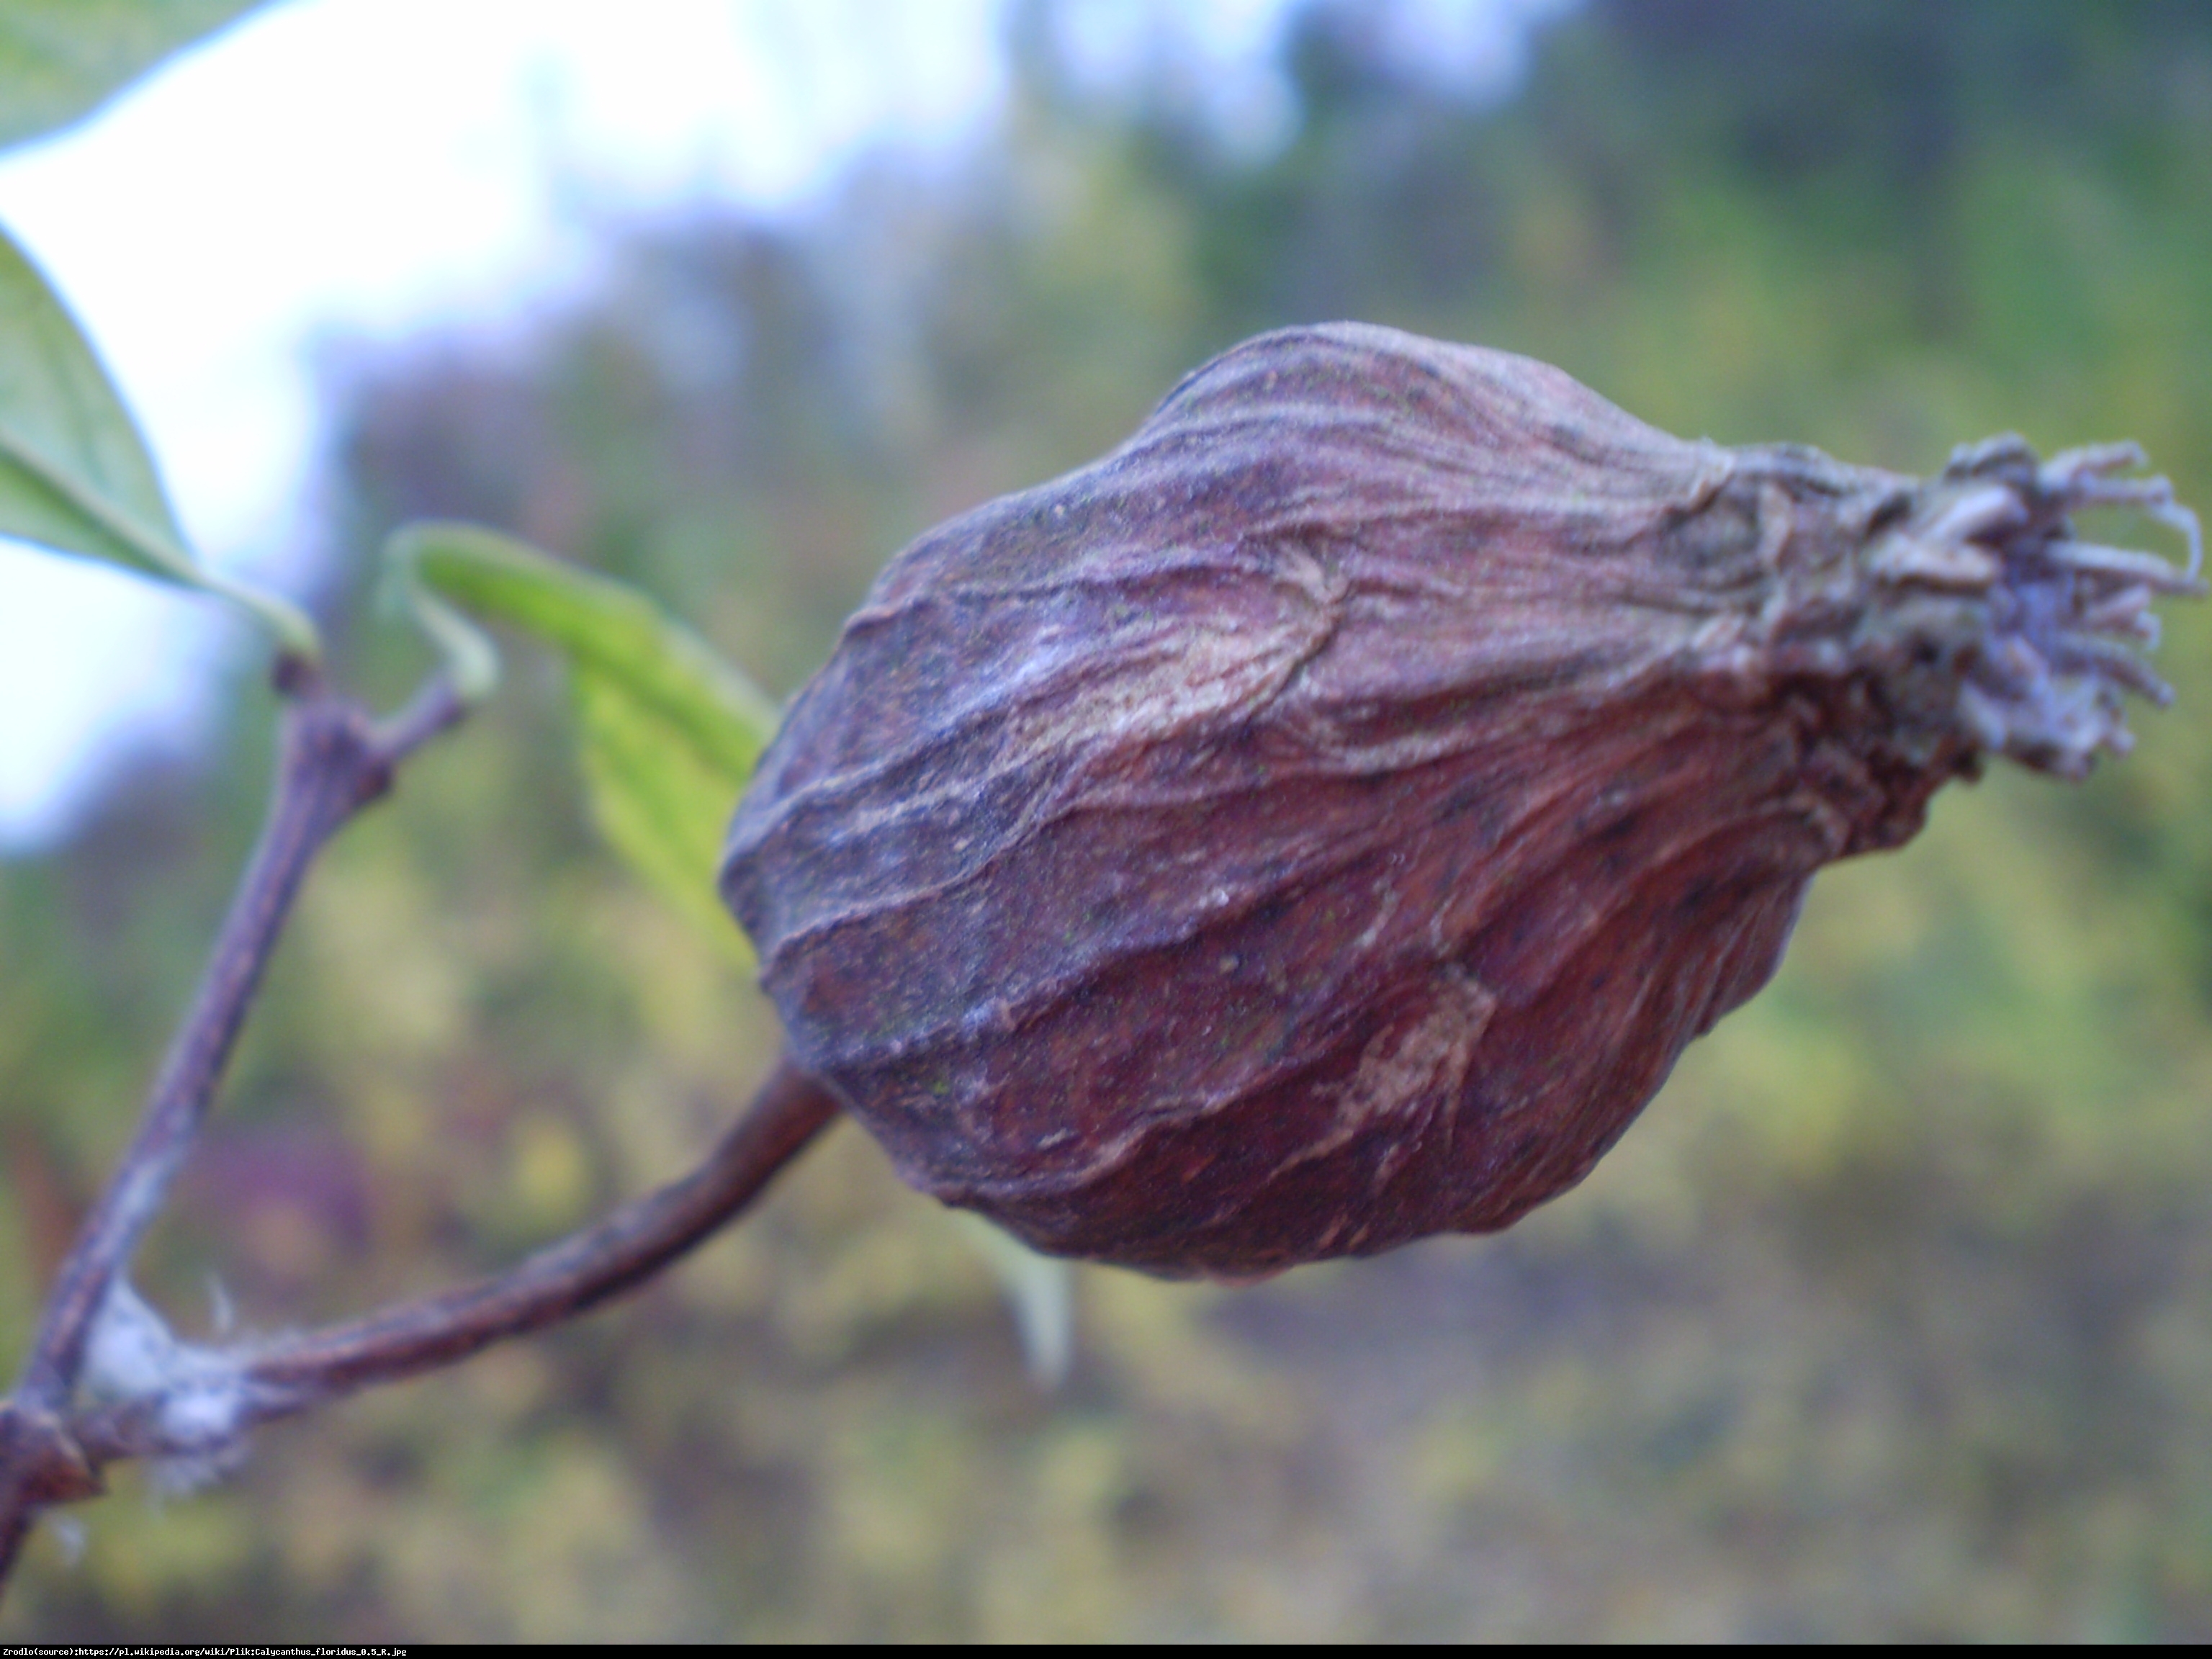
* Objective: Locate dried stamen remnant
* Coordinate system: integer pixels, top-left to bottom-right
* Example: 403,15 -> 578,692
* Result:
1851,436 -> 2202,776
722,323 -> 2201,1278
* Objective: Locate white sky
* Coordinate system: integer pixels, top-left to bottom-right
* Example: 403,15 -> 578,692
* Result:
0,0 -> 1557,850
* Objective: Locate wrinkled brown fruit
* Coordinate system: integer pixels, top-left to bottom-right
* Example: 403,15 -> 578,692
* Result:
721,323 -> 2203,1278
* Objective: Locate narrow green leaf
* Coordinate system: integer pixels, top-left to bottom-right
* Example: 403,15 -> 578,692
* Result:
573,666 -> 764,946
0,1 -> 265,150
387,523 -> 778,958
0,220 -> 318,655
382,526 -> 501,706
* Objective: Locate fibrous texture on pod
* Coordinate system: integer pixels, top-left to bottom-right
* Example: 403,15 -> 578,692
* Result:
722,323 -> 2202,1278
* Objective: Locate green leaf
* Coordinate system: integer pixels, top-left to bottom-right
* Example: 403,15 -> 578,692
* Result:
387,523 -> 778,958
0,220 -> 319,655
0,1 -> 265,150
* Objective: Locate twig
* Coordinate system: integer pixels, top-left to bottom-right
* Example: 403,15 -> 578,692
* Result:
0,665 -> 467,1586
15,670 -> 464,1413
0,657 -> 842,1603
74,1058 -> 840,1460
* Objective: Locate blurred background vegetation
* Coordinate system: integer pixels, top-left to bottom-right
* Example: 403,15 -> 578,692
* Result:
6,0 -> 2212,1638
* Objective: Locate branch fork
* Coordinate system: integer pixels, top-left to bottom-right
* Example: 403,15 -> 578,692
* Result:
0,660 -> 837,1594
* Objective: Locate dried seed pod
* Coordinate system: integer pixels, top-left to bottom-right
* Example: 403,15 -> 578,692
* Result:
721,323 -> 2202,1279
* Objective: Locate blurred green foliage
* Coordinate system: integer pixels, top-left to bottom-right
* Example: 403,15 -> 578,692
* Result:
0,0 -> 262,148
6,0 -> 2212,1638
